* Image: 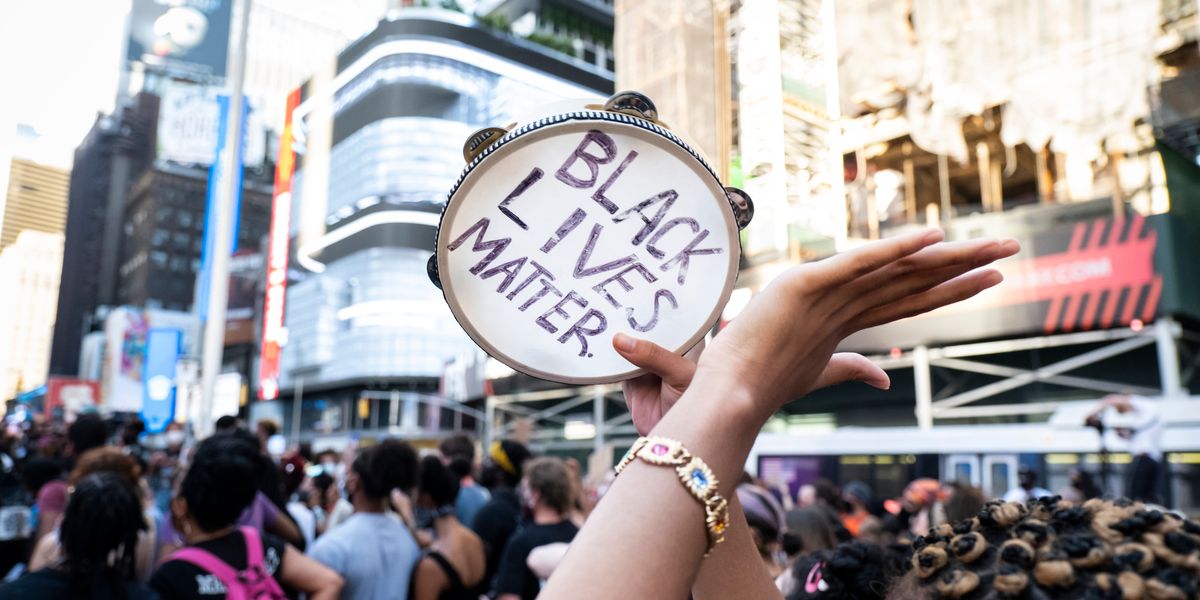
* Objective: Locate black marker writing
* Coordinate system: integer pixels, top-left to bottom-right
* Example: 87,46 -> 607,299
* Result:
497,168 -> 544,230
447,217 -> 510,274
559,308 -> 607,357
628,289 -> 678,332
590,150 -> 638,214
505,260 -> 554,300
540,208 -> 587,253
573,223 -> 636,278
613,189 -> 678,246
555,130 -> 616,194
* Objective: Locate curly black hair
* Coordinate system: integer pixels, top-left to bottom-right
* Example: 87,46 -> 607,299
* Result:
418,454 -> 459,508
180,434 -> 260,532
61,472 -> 146,599
352,439 -> 418,500
788,541 -> 912,600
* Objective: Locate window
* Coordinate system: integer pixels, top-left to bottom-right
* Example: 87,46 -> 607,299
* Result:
173,232 -> 190,247
150,251 -> 168,267
156,207 -> 174,223
169,256 -> 188,272
152,229 -> 170,246
178,211 -> 194,228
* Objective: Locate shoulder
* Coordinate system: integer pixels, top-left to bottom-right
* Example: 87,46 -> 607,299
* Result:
36,480 -> 68,509
0,569 -> 66,594
150,558 -> 200,596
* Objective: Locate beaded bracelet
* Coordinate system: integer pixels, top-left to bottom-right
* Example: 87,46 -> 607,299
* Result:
614,436 -> 729,554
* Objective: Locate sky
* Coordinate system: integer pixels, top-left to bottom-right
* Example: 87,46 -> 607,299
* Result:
1,0 -> 130,168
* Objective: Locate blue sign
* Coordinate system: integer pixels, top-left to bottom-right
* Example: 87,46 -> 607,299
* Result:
141,328 -> 182,433
196,93 -> 246,320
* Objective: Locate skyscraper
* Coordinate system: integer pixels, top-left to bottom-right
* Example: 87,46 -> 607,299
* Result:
0,231 -> 64,397
1,158 -> 69,252
263,7 -> 612,435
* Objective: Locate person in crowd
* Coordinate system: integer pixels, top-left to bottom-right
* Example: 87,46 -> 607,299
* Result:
410,455 -> 485,600
438,435 -> 490,528
0,473 -> 158,599
29,447 -> 158,579
1002,466 -> 1053,504
884,478 -> 948,540
119,417 -> 149,473
941,481 -> 985,525
562,458 -> 595,526
886,497 -> 1200,599
1087,393 -> 1164,502
808,479 -> 852,542
786,540 -> 912,600
471,439 -> 531,590
279,453 -> 316,547
840,481 -> 881,542
150,434 -> 342,599
739,479 -> 790,578
782,506 -> 839,560
309,439 -> 420,600
35,414 -> 108,541
1059,467 -> 1102,502
214,415 -> 241,434
493,457 -> 578,600
535,230 -> 1019,599
255,419 -> 281,450
309,472 -> 336,534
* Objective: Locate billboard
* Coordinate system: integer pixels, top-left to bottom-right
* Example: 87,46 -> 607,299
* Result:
226,251 -> 262,345
44,378 -> 100,422
126,0 -> 232,80
157,82 -> 266,167
141,328 -> 182,433
842,213 -> 1198,352
258,89 -> 301,400
102,307 -> 197,413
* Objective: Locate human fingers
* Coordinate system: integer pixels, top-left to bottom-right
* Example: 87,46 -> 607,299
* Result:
841,238 -> 1018,319
808,353 -> 890,393
800,228 -> 944,289
842,238 -> 1014,300
852,268 -> 1004,330
614,333 -> 697,390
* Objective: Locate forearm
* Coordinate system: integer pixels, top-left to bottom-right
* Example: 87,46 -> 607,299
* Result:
542,374 -> 763,599
693,493 -> 783,600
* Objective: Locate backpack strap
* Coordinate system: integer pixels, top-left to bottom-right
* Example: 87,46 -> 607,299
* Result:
239,526 -> 287,598
170,546 -> 246,600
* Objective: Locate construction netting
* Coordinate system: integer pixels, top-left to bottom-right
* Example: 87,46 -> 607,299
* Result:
837,0 -> 1162,161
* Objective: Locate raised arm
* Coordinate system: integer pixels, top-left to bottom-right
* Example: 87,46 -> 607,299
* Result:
542,230 -> 1019,599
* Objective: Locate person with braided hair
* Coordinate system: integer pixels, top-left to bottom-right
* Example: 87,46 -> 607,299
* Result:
885,497 -> 1200,599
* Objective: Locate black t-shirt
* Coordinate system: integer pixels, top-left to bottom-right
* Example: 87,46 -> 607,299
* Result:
493,520 -> 578,600
0,568 -> 160,599
470,488 -> 521,590
149,529 -> 289,599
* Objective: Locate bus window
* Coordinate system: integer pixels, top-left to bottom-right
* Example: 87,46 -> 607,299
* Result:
946,454 -> 980,487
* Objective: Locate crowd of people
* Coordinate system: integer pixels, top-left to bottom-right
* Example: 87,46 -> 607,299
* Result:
0,410 -> 606,599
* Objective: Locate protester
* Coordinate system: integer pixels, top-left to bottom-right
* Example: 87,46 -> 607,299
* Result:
410,455 -> 486,600
888,497 -> 1200,599
0,472 -> 158,599
738,480 -> 790,578
782,506 -> 839,560
35,414 -> 107,541
1001,466 -> 1053,504
149,434 -> 342,599
309,439 -> 420,600
493,457 -> 578,600
840,481 -> 881,542
29,447 -> 158,580
1087,393 -> 1164,502
279,453 -> 316,547
439,434 -> 490,527
941,481 -> 985,525
471,439 -> 531,591
537,230 -> 1018,599
1059,467 -> 1102,502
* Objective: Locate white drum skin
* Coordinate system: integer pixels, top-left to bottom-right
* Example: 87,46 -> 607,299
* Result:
435,108 -> 743,384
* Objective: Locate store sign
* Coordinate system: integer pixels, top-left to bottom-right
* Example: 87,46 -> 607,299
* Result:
45,378 -> 100,422
141,328 -> 181,433
843,213 -> 1171,352
259,89 -> 301,400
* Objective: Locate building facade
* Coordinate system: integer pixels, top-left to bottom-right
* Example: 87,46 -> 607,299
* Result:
266,7 -> 611,438
0,232 -> 65,398
1,159 -> 69,252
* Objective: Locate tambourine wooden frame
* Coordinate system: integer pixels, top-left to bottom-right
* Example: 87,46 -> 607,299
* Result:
435,110 -> 741,384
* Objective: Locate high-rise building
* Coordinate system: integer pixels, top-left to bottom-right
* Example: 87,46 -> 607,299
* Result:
0,231 -> 64,397
1,158 -> 69,252
264,7 -> 612,437
49,94 -> 158,378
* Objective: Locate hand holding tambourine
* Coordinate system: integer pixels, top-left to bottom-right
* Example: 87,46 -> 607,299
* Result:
430,92 -> 753,384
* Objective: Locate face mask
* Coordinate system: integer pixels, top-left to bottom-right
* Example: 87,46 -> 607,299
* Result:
321,461 -> 336,474
165,430 -> 185,446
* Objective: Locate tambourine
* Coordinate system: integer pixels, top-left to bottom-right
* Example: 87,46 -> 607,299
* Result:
429,91 -> 753,384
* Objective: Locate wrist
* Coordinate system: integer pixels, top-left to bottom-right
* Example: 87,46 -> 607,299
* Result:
674,370 -> 764,443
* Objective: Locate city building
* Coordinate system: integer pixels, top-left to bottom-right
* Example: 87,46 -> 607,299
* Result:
261,6 -> 612,440
117,163 -> 272,311
0,158 -> 69,252
0,232 -> 65,398
49,93 -> 158,378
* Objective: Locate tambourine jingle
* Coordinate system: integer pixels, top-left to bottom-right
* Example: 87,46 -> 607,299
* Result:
442,122 -> 737,382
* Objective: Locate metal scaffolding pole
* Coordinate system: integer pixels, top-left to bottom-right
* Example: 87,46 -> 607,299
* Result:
593,392 -> 605,459
1156,317 -> 1184,398
914,345 -> 933,430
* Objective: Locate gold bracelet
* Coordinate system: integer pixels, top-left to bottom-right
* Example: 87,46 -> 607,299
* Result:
615,436 -> 729,554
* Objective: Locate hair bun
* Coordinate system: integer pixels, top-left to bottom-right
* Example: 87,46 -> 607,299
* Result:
913,546 -> 949,579
992,563 -> 1029,595
1034,559 -> 1075,588
950,532 -> 987,564
935,569 -> 979,599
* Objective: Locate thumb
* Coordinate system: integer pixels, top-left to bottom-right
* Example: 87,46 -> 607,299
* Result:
813,353 -> 890,391
613,333 -> 696,388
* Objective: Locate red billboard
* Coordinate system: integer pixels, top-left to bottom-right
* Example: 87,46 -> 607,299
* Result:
258,88 -> 301,400
45,378 -> 100,422
841,213 -> 1185,352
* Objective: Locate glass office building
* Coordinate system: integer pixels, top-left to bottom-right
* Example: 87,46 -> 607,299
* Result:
270,8 -> 612,438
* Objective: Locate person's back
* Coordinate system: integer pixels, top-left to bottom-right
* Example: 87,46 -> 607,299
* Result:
310,511 -> 419,599
0,472 -> 159,600
493,458 -> 578,600
309,439 -> 421,600
411,455 -> 487,600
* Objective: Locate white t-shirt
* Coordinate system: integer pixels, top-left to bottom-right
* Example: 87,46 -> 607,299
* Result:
1003,486 -> 1054,504
1105,396 -> 1164,460
287,501 -> 316,548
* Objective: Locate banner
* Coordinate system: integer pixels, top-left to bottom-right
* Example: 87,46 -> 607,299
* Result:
842,213 -> 1190,352
126,0 -> 232,79
259,88 -> 302,400
141,329 -> 181,433
44,378 -> 99,422
157,82 -> 266,167
195,94 -> 246,322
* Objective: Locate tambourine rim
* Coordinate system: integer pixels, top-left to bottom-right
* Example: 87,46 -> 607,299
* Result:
436,111 -> 740,385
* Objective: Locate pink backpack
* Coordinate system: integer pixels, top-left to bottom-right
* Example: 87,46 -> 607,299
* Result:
170,526 -> 287,600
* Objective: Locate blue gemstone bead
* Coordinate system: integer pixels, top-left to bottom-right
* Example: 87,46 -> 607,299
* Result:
691,469 -> 708,488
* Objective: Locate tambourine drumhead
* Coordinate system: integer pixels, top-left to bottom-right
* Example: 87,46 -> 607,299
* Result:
437,110 -> 740,384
